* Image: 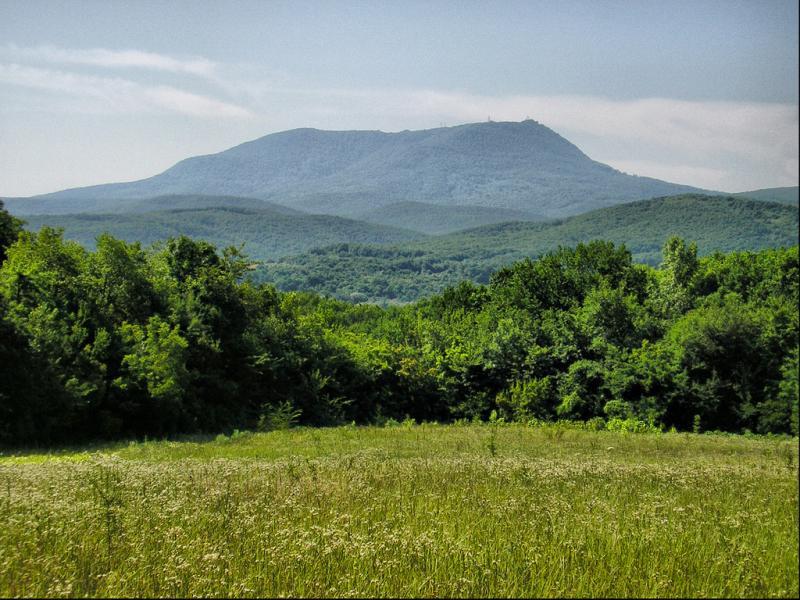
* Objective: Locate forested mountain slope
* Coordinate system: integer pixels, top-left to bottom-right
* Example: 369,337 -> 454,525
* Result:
733,186 -> 799,207
356,201 -> 545,234
3,194 -> 300,216
23,203 -> 425,260
254,194 -> 799,302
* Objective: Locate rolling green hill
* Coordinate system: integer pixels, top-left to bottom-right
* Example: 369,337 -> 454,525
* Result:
253,194 -> 799,303
27,120 -> 707,218
356,201 -> 545,234
733,186 -> 799,206
3,193 -> 301,216
23,204 -> 425,260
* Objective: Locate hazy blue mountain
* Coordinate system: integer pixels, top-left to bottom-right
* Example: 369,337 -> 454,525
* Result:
29,120 -> 709,218
732,186 -> 798,206
356,201 -> 545,234
254,194 -> 799,303
23,204 -> 424,260
4,194 -> 300,216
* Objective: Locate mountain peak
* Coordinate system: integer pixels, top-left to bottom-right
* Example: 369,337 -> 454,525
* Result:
32,120 -> 707,217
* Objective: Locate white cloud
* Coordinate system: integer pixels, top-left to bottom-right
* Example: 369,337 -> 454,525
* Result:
143,85 -> 252,118
305,88 -> 797,164
603,160 -> 731,190
0,63 -> 251,118
0,45 -> 796,191
3,43 -> 217,78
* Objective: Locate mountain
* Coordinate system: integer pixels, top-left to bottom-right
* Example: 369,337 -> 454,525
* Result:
253,194 -> 800,303
356,201 -> 545,234
732,186 -> 798,207
27,120 -> 709,218
22,202 -> 425,260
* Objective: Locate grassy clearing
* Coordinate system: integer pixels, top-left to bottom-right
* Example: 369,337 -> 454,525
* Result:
1,424 -> 797,598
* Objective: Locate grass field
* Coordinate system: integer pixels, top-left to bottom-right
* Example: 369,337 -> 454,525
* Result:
1,423 -> 797,598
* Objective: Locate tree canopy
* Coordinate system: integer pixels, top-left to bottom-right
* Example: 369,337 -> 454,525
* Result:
1,198 -> 797,445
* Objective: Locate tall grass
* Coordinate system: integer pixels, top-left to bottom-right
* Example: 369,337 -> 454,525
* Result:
1,424 -> 797,597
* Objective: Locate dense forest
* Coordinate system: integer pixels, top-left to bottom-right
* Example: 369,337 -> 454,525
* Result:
13,194 -> 797,298
21,197 -> 424,261
256,194 -> 800,303
0,200 -> 797,445
355,201 -> 544,234
733,186 -> 799,207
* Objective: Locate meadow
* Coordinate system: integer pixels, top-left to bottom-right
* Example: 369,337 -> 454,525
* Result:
1,423 -> 797,598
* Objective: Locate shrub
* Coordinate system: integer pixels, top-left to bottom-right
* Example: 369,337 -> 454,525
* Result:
606,417 -> 661,434
257,401 -> 302,432
496,377 -> 555,421
586,416 -> 606,431
603,400 -> 633,420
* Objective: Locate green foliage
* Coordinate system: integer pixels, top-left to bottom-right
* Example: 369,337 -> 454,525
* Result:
23,203 -> 424,262
0,200 -> 24,264
662,236 -> 699,288
496,377 -> 555,421
257,401 -> 302,432
357,200 -> 545,234
603,399 -> 633,420
0,222 -> 797,445
254,194 -> 799,303
732,185 -> 799,207
663,296 -> 794,432
693,414 -> 702,434
605,416 -> 661,433
776,348 -> 799,436
118,317 -> 189,406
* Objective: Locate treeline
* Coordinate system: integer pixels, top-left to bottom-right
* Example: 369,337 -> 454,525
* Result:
0,201 -> 797,445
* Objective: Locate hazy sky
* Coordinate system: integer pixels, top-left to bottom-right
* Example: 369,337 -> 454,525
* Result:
1,0 -> 797,196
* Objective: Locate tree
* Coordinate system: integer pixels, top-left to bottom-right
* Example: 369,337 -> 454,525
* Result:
556,359 -> 609,420
653,236 -> 699,319
87,234 -> 159,325
779,349 -> 799,436
664,298 -> 767,431
496,377 -> 556,421
580,282 -> 650,349
0,295 -> 68,444
116,317 -> 189,434
0,200 -> 24,264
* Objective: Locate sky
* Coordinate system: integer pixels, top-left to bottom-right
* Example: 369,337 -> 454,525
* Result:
0,0 -> 797,197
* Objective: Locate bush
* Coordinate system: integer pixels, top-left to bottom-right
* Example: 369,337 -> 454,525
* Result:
606,417 -> 662,434
496,377 -> 554,421
603,400 -> 633,420
258,401 -> 302,432
586,416 -> 606,431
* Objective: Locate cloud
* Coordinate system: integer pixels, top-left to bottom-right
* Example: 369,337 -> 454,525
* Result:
2,43 -> 217,78
602,160 -> 731,190
0,44 -> 796,190
306,88 -> 797,161
0,63 -> 251,118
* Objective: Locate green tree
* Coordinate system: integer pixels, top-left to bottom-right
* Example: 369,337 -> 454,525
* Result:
0,200 -> 24,264
556,359 -> 609,420
580,282 -> 651,349
664,298 -> 767,431
653,236 -> 699,319
116,317 -> 189,434
496,377 -> 556,421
